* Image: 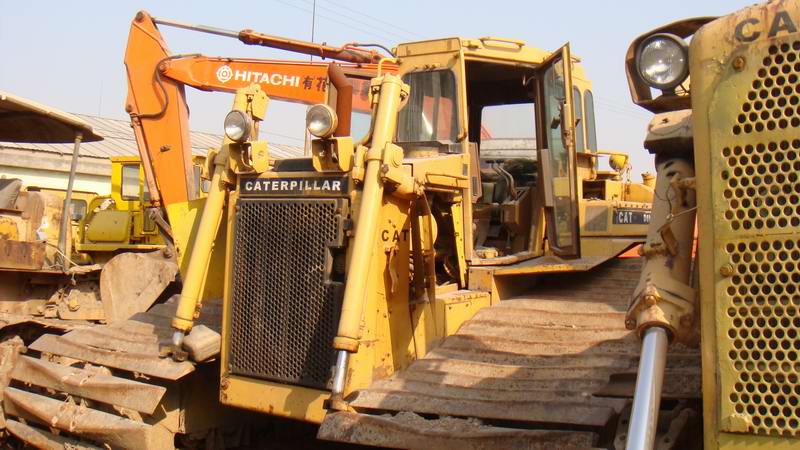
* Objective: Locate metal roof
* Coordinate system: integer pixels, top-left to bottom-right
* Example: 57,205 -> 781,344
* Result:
0,91 -> 102,143
0,113 -> 304,160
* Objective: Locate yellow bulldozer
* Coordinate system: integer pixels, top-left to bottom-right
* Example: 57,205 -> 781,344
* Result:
7,1 -> 799,448
618,0 -> 800,449
0,92 -> 177,321
0,12 -> 673,448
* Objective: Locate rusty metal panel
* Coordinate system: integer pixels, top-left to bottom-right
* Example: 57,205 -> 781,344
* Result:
3,387 -> 172,449
350,389 -> 617,428
0,240 -> 45,270
228,198 -> 346,390
10,355 -> 167,414
318,411 -> 600,449
63,326 -> 161,354
5,419 -> 101,450
29,333 -> 193,380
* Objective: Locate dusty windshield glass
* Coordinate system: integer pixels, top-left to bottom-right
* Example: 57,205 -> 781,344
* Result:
542,58 -> 576,249
397,70 -> 458,142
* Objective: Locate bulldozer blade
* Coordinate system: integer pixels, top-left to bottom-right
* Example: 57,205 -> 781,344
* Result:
99,251 -> 178,323
6,419 -> 102,450
318,411 -> 600,449
3,387 -> 173,449
29,333 -> 194,380
10,355 -> 167,414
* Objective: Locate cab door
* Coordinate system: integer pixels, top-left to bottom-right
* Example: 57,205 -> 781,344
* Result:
536,44 -> 580,257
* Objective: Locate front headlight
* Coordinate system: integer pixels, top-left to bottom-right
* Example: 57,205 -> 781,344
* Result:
306,104 -> 338,138
224,110 -> 252,143
636,33 -> 689,90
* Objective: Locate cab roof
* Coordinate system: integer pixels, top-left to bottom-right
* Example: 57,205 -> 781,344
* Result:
395,37 -> 588,82
0,91 -> 102,143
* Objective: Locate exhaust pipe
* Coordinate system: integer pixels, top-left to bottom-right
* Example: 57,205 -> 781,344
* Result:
625,326 -> 668,450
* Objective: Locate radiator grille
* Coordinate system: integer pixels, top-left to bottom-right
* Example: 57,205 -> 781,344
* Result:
228,198 -> 345,390
714,37 -> 800,437
723,239 -> 800,435
734,41 -> 800,136
721,139 -> 800,232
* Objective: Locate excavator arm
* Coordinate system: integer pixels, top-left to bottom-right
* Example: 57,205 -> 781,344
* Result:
125,11 -> 196,207
125,10 -> 389,209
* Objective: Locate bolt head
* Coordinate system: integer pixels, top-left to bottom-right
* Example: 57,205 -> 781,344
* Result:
720,264 -> 734,277
732,56 -> 746,72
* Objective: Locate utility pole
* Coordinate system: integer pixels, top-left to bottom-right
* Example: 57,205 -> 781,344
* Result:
310,0 -> 316,61
305,0 -> 317,155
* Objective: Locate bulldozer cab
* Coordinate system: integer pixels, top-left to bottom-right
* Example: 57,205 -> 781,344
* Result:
75,157 -> 164,257
394,39 -> 583,261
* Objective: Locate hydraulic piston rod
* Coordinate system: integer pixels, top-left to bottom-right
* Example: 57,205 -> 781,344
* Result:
624,156 -> 697,449
329,73 -> 408,407
625,326 -> 668,450
148,14 -> 383,64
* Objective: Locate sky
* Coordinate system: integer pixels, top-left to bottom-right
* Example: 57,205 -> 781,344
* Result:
0,0 -> 756,176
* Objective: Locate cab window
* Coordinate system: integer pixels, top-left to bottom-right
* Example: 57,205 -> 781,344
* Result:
584,90 -> 598,151
479,104 -> 536,159
70,199 -> 87,221
397,70 -> 458,142
121,164 -> 140,200
572,87 -> 585,152
143,180 -> 152,202
350,77 -> 372,143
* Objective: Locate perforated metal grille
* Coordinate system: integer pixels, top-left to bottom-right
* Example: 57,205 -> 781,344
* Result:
721,139 -> 800,231
228,198 -> 344,390
723,239 -> 800,435
735,41 -> 800,136
714,36 -> 800,437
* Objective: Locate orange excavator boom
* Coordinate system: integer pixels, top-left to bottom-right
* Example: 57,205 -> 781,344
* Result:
124,10 -> 392,208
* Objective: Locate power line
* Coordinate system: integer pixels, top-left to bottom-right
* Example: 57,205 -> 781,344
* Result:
595,95 -> 649,115
304,0 -> 413,42
301,0 -> 421,42
594,99 -> 650,120
262,129 -> 306,143
270,0 -> 400,44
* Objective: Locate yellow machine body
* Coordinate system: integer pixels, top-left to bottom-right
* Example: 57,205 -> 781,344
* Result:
75,157 -> 163,258
215,36 -> 653,423
622,1 -> 800,448
691,1 -> 800,447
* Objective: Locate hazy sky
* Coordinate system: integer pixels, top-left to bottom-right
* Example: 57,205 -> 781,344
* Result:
1,0 -> 755,175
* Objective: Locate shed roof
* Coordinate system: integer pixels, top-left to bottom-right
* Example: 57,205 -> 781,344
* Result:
0,113 -> 304,160
0,91 -> 102,143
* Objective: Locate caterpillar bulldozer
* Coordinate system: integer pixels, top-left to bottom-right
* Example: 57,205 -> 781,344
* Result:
0,14 -> 417,448
0,11 -> 691,449
619,0 -> 800,449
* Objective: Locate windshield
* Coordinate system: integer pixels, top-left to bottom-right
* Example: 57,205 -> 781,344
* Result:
397,70 -> 458,142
